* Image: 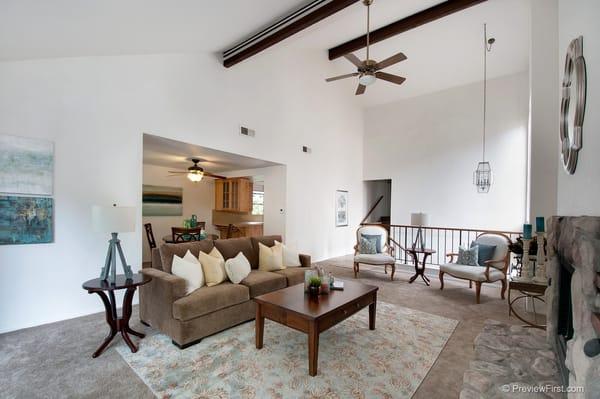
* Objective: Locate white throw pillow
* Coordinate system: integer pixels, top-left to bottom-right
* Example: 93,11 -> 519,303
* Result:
224,252 -> 252,284
275,240 -> 301,267
258,242 -> 284,271
199,247 -> 227,287
171,250 -> 204,295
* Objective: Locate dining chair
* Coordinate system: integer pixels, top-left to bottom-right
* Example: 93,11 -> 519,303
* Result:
225,223 -> 241,239
171,227 -> 202,242
144,223 -> 156,251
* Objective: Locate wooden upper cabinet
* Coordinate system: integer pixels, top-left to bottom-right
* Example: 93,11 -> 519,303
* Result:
214,177 -> 252,213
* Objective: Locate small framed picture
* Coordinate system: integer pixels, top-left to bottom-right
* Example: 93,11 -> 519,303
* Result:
335,190 -> 348,227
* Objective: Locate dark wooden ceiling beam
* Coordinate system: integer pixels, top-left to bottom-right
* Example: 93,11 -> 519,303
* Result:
328,0 -> 488,60
224,0 -> 360,68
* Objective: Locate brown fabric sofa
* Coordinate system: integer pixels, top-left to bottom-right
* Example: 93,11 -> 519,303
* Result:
140,235 -> 311,348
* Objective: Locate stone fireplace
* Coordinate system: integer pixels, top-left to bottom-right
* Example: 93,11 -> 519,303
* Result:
546,216 -> 600,394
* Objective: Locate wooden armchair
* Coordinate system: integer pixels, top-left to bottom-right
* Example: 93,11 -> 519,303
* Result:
439,232 -> 511,303
353,225 -> 408,281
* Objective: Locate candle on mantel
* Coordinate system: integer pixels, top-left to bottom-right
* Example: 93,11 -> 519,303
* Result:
523,224 -> 533,239
536,216 -> 545,233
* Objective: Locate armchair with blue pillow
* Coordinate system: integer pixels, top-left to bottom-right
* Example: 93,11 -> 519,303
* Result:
439,233 -> 511,303
353,225 -> 407,281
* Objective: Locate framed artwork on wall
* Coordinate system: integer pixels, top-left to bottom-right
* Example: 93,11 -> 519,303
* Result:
0,134 -> 54,196
0,196 -> 54,245
142,185 -> 183,216
335,190 -> 348,227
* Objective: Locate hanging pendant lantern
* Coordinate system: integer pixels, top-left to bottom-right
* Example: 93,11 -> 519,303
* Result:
474,161 -> 492,193
474,24 -> 494,194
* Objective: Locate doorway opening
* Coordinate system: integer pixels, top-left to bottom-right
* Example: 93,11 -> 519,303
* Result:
362,179 -> 391,225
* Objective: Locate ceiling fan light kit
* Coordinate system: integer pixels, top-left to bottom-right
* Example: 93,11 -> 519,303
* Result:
473,23 -> 495,194
167,158 -> 229,182
325,0 -> 407,95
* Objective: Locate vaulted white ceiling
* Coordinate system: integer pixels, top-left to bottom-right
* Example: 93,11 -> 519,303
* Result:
0,0 -> 530,107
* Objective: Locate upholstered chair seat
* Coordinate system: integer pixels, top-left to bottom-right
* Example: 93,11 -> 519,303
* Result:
439,233 -> 511,304
354,253 -> 396,264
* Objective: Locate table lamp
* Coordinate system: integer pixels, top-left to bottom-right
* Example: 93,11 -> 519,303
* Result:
410,212 -> 429,251
92,204 -> 136,283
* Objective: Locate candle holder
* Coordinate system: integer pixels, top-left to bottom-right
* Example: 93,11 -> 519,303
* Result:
516,237 -> 533,281
533,232 -> 547,284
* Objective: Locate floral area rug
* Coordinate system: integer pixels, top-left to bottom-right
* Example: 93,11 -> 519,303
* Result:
117,302 -> 458,399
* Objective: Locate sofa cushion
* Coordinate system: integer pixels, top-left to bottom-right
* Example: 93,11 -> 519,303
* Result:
159,240 -> 214,274
251,236 -> 282,268
440,263 -> 505,282
172,282 -> 249,321
215,237 -> 257,268
240,270 -> 286,298
274,267 -> 311,286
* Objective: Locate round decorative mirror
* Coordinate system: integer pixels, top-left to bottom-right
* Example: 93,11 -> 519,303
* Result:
560,36 -> 586,174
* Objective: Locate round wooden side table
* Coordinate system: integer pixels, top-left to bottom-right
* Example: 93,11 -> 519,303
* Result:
82,273 -> 152,358
406,248 -> 436,286
507,278 -> 547,330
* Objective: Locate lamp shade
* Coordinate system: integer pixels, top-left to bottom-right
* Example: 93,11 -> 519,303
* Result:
410,212 -> 429,226
92,205 -> 136,233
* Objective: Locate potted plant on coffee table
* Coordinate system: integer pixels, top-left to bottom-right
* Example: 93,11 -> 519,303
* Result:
308,276 -> 321,297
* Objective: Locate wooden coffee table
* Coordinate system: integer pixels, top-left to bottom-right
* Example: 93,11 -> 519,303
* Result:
254,280 -> 378,376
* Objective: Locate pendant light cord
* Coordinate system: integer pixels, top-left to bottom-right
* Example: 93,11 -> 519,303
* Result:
482,23 -> 487,162
366,3 -> 370,61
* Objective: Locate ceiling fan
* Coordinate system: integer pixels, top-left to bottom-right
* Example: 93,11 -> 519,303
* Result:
168,158 -> 226,182
325,0 -> 407,95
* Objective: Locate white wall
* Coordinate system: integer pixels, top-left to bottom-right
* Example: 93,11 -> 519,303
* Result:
364,73 -> 529,231
529,0 -> 559,221
556,0 -> 600,216
142,164 -> 216,263
0,49 -> 364,333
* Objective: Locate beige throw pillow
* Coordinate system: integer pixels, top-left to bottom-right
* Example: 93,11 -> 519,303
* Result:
224,252 -> 252,284
199,247 -> 226,287
171,250 -> 204,295
275,240 -> 301,267
258,242 -> 284,271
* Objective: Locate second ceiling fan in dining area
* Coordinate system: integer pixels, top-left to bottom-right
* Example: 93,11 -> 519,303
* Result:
325,0 -> 407,95
167,158 -> 226,182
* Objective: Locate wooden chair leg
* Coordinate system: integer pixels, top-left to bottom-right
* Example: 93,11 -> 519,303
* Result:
475,281 -> 482,304
390,264 -> 395,281
384,265 -> 387,274
501,278 -> 507,299
353,262 -> 359,278
469,281 -> 472,289
439,271 -> 445,290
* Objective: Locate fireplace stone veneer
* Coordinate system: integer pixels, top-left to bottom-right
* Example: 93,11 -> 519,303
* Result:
546,216 -> 600,396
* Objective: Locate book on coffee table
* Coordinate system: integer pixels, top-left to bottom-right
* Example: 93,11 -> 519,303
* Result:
331,280 -> 344,290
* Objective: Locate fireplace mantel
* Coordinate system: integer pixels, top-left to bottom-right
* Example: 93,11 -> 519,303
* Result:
546,216 -> 600,394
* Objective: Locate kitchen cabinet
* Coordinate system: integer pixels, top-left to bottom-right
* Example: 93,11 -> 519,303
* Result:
214,178 -> 252,213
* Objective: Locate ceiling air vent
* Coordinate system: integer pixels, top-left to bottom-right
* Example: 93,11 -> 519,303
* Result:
302,146 -> 312,154
240,126 -> 255,137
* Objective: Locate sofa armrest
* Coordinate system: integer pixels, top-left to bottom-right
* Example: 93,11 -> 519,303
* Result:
299,254 -> 311,268
139,268 -> 187,325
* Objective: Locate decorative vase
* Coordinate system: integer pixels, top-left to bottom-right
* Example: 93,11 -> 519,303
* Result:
320,281 -> 330,294
309,285 -> 320,297
304,270 -> 317,292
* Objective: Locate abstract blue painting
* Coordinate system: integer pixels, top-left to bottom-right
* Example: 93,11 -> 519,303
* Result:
0,134 -> 54,195
0,196 -> 54,244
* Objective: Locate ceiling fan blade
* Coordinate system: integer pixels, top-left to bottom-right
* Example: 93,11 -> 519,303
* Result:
344,53 -> 363,68
203,172 -> 227,179
355,84 -> 366,95
375,52 -> 407,70
167,171 -> 187,174
376,72 -> 406,85
325,72 -> 359,82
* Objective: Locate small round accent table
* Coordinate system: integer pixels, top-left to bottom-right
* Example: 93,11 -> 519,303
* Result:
82,273 -> 152,358
507,278 -> 547,330
406,248 -> 436,286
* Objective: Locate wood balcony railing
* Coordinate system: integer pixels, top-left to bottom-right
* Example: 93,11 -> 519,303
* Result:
361,223 -> 521,268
